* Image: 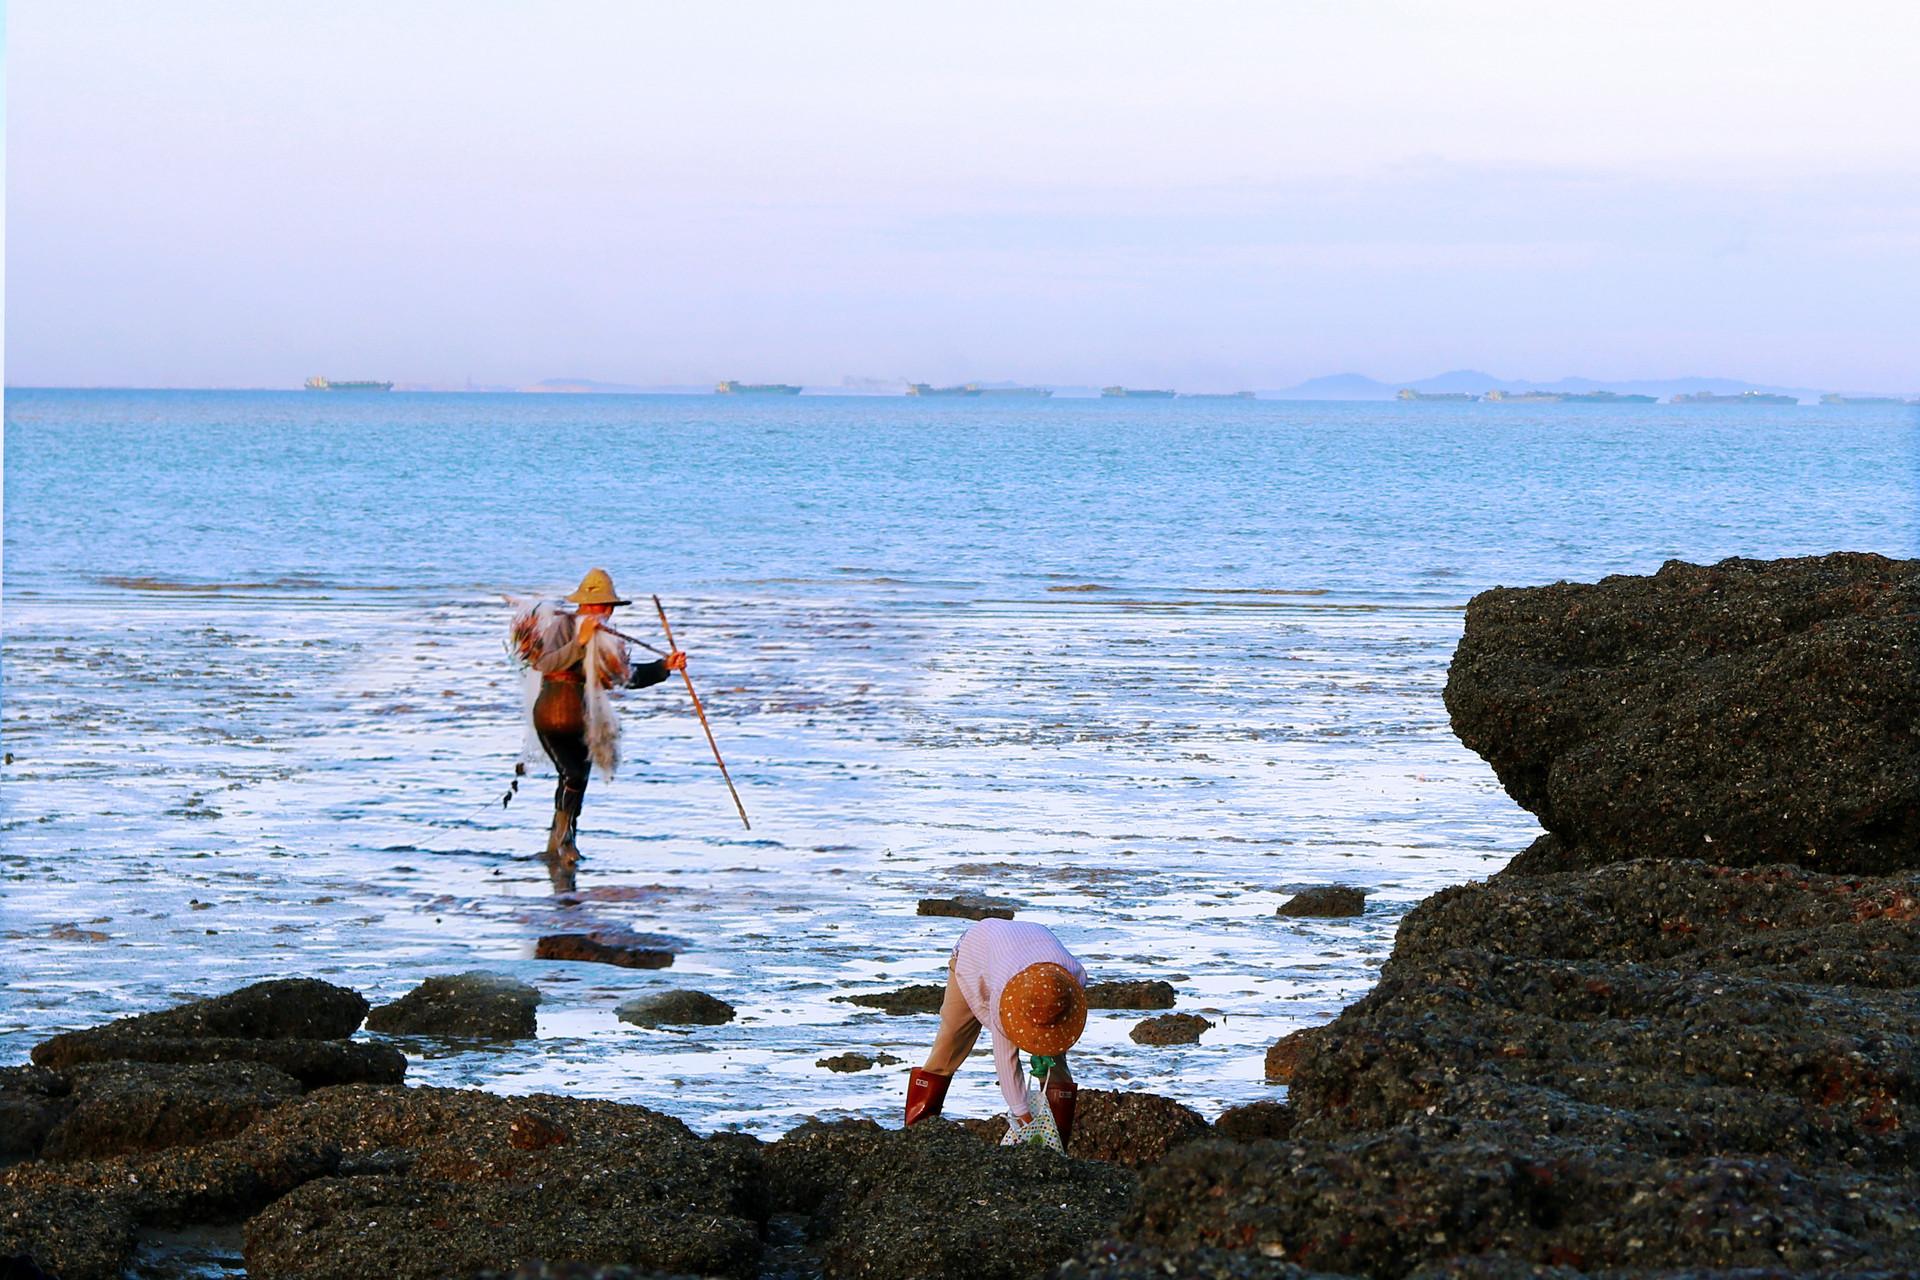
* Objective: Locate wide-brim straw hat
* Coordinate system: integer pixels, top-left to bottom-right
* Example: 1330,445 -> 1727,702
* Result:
998,962 -> 1087,1057
566,567 -> 631,607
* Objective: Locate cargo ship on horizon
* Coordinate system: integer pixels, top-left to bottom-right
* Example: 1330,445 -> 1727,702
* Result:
1820,393 -> 1914,405
1671,391 -> 1798,405
1101,386 -> 1175,398
906,383 -> 983,397
1484,389 -> 1656,404
716,381 -> 803,395
1397,389 -> 1478,402
305,377 -> 393,392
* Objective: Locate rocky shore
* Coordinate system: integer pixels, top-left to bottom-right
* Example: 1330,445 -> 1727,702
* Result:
4,553 -> 1914,1278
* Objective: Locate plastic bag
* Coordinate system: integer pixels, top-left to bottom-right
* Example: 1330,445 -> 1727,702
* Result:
998,1087 -> 1065,1153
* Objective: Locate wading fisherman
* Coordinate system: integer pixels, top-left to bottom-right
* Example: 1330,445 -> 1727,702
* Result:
510,568 -> 685,891
904,917 -> 1087,1150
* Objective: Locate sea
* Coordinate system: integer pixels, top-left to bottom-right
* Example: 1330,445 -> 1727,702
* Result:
4,388 -> 1916,1134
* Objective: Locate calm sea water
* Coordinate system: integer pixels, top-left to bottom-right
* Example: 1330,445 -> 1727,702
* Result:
4,388 -> 1916,1132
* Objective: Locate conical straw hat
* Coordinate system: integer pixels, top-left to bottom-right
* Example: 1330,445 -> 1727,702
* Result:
566,567 -> 631,606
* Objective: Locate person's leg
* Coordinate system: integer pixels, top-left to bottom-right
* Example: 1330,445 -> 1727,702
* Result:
537,727 -> 591,892
922,964 -> 982,1074
907,961 -> 977,1125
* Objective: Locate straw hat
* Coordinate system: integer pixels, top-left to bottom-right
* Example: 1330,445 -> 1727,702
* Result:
566,567 -> 631,607
998,962 -> 1087,1057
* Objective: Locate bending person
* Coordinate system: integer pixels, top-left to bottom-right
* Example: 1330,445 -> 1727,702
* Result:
510,568 -> 685,891
905,917 -> 1088,1148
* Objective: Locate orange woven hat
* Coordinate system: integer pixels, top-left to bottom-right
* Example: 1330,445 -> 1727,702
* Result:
998,962 -> 1087,1057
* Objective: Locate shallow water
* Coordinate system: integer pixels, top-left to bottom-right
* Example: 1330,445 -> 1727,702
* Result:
4,389 -> 1916,1132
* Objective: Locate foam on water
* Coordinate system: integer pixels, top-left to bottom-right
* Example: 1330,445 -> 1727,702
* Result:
4,389 -> 1915,1131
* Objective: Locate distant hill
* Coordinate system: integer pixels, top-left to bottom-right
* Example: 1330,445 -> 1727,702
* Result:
1264,373 -> 1397,400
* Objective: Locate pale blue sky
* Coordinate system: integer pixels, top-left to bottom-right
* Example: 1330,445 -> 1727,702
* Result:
7,2 -> 1918,390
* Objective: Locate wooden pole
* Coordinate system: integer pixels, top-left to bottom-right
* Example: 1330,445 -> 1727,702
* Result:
653,595 -> 751,830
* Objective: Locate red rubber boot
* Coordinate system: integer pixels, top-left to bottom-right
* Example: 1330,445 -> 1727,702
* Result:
904,1068 -> 953,1126
1044,1061 -> 1078,1150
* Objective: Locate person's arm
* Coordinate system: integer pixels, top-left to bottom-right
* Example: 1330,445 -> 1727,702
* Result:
627,658 -> 670,689
628,649 -> 687,688
993,1035 -> 1031,1121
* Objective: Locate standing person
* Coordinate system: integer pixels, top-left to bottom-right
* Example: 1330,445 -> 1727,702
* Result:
904,918 -> 1088,1149
510,568 -> 685,892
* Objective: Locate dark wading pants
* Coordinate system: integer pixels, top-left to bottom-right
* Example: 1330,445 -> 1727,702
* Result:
533,679 -> 591,823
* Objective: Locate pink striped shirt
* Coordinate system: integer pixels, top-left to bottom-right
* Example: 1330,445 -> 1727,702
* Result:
951,919 -> 1088,1115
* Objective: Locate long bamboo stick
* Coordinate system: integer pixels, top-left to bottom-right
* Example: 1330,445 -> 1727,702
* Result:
653,595 -> 751,830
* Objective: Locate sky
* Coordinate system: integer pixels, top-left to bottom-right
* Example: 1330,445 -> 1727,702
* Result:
7,1 -> 1919,392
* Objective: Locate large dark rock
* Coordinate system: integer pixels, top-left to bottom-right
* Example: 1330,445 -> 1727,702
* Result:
763,1118 -> 1135,1280
0,1065 -> 73,1162
40,1060 -> 301,1160
30,1032 -> 405,1089
1444,553 -> 1920,875
30,978 -> 401,1089
240,1087 -> 765,1280
367,972 -> 541,1040
1,1132 -> 340,1280
1122,860 -> 1920,1276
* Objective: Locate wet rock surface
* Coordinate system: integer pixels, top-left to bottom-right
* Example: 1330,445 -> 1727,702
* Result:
39,1060 -> 301,1160
534,932 -> 676,969
1083,979 -> 1177,1009
917,894 -> 1019,920
1263,1026 -> 1323,1083
0,1065 -> 73,1162
764,1118 -> 1136,1280
366,971 -> 542,1040
29,978 -> 404,1089
1213,1100 -> 1295,1143
1124,860 -> 1920,1276
1276,885 -> 1367,917
615,989 -> 736,1030
833,983 -> 944,1014
240,1086 -> 766,1280
963,1090 -> 1210,1169
1445,552 -> 1920,876
816,1052 -> 901,1073
1129,1012 -> 1213,1044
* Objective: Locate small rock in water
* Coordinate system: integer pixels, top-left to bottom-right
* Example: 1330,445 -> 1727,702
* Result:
534,933 -> 675,970
817,1052 -> 904,1073
833,984 -> 945,1015
616,990 -> 735,1030
1130,1013 -> 1212,1045
1276,885 -> 1367,917
1084,979 -> 1177,1010
916,895 -> 1018,921
365,972 -> 541,1041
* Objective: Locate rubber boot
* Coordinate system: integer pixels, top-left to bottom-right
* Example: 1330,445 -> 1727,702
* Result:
1044,1061 -> 1078,1151
904,1068 -> 952,1126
